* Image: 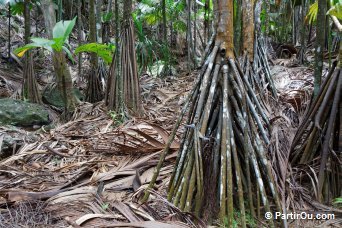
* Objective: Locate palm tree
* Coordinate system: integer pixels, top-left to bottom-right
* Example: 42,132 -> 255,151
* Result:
290,14 -> 341,204
145,0 -> 282,226
106,0 -> 143,117
86,0 -> 104,103
22,0 -> 41,103
40,0 -> 77,117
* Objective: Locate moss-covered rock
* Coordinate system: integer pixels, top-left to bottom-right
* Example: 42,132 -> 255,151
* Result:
0,98 -> 50,126
42,85 -> 85,108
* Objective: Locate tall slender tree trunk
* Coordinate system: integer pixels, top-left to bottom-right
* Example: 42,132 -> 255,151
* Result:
194,0 -> 197,61
162,0 -> 167,43
89,0 -> 98,69
313,0 -> 326,97
106,0 -> 143,116
23,0 -> 41,104
187,0 -> 193,70
204,0 -> 209,45
86,0 -> 103,102
77,0 -> 83,81
297,0 -> 307,64
264,0 -> 270,37
114,0 -> 119,50
57,0 -> 63,21
7,3 -> 11,59
96,0 -> 103,43
103,0 -> 113,44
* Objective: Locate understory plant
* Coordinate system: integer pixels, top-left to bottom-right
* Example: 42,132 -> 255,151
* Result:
15,17 -> 78,115
15,17 -> 114,112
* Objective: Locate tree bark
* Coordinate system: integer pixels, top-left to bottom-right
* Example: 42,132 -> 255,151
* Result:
89,0 -> 98,68
52,51 -> 76,112
242,0 -> 255,60
77,0 -> 83,80
264,0 -> 270,37
313,0 -> 327,97
216,0 -> 234,58
114,0 -> 119,49
41,0 -> 56,38
162,0 -> 167,43
204,0 -> 209,44
96,0 -> 103,43
106,0 -> 142,116
86,0 -> 103,103
23,0 -> 41,104
234,0 -> 242,56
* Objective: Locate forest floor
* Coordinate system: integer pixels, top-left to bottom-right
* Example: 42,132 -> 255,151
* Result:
1,53 -> 336,228
0,13 -> 339,228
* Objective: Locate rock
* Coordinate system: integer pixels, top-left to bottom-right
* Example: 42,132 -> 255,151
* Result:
0,134 -> 21,159
0,98 -> 50,126
42,85 -> 85,108
0,128 -> 41,159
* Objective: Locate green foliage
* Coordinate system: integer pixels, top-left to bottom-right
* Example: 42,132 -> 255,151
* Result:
135,0 -> 187,33
53,17 -> 76,43
10,2 -> 24,15
0,0 -> 24,15
15,16 -> 114,66
14,17 -> 77,61
307,1 -> 318,24
173,20 -> 187,32
108,110 -> 125,126
133,1 -> 179,76
221,210 -> 256,228
333,197 -> 342,207
101,12 -> 113,23
75,43 -> 115,64
101,203 -> 109,210
0,0 -> 39,15
327,2 -> 342,19
307,0 -> 342,24
197,0 -> 213,21
133,12 -> 158,73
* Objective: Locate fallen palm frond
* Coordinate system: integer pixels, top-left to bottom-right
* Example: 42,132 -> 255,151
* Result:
0,200 -> 52,227
290,60 -> 341,204
141,73 -> 195,132
0,100 -> 203,227
134,188 -> 206,228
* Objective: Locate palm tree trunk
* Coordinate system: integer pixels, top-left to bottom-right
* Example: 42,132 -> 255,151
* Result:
313,0 -> 327,97
162,0 -> 167,43
152,1 -> 281,227
106,0 -> 143,116
23,0 -> 41,104
216,0 -> 234,58
242,0 -> 255,60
